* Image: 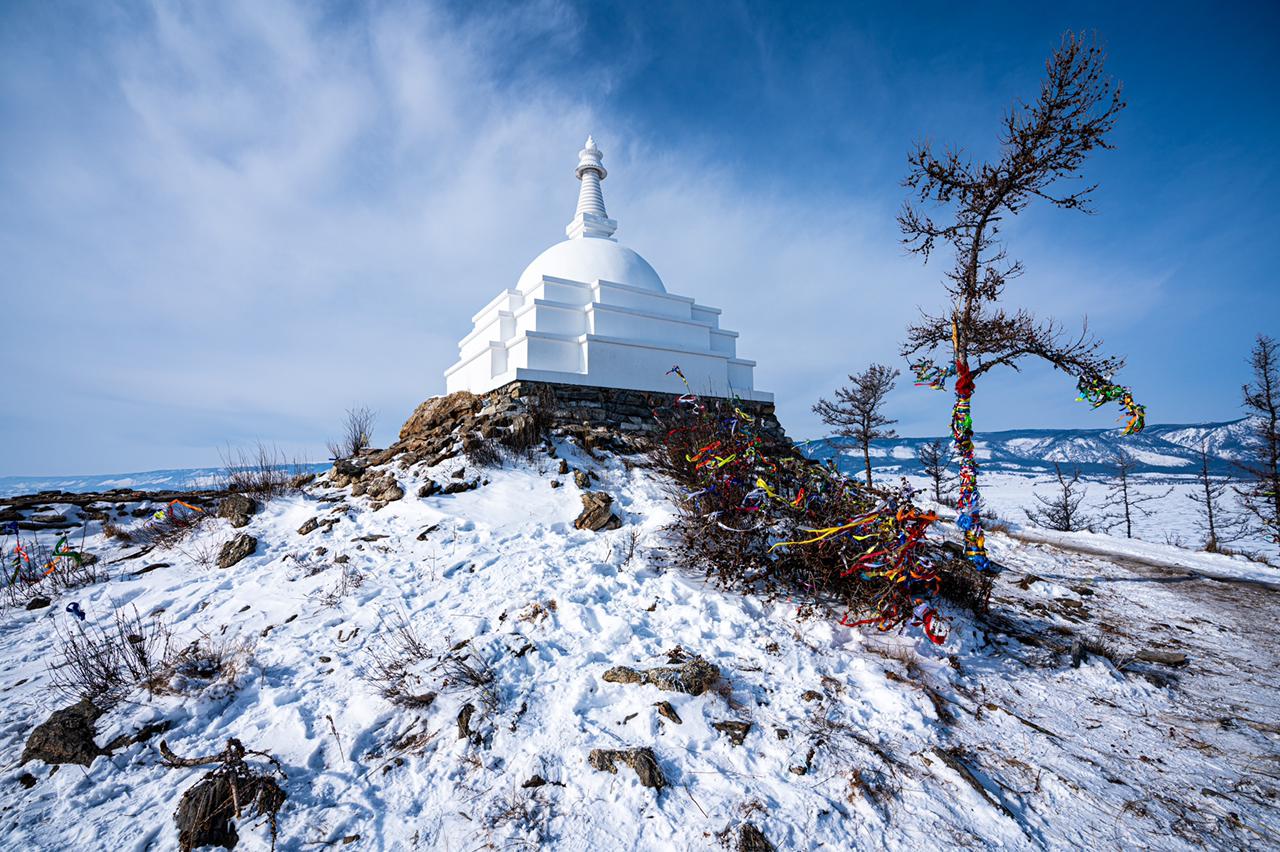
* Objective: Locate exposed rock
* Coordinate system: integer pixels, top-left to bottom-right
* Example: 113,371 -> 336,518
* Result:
600,656 -> 720,696
739,823 -> 774,851
217,534 -> 257,569
587,747 -> 666,789
573,470 -> 591,489
801,690 -> 823,702
457,703 -> 476,741
443,479 -> 480,495
521,774 -> 547,788
216,494 -> 258,528
361,472 -> 404,503
550,480 -> 562,489
21,698 -> 104,767
417,481 -> 441,498
557,459 -> 569,475
602,666 -> 644,685
712,720 -> 752,747
575,491 -> 621,532
399,392 -> 482,443
654,701 -> 682,725
25,596 -> 51,610
297,517 -> 319,536
18,773 -> 36,789
1135,649 -> 1188,667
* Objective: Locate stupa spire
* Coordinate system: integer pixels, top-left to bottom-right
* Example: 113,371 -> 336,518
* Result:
566,135 -> 618,240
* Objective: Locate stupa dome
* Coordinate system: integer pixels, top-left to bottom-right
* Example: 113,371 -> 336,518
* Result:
516,238 -> 665,294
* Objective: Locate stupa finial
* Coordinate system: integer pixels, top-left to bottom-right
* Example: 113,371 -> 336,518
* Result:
567,134 -> 617,240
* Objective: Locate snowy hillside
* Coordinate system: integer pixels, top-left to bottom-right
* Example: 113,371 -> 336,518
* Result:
2,439 -> 1277,850
801,418 -> 1255,476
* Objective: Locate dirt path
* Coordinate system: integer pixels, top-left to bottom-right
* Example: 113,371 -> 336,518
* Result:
938,534 -> 1280,850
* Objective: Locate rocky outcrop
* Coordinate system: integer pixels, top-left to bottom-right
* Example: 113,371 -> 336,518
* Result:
587,747 -> 666,789
575,492 -> 621,532
334,380 -> 789,478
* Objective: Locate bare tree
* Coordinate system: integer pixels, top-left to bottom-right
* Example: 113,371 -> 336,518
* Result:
916,438 -> 951,503
898,33 -> 1136,570
1238,334 -> 1280,547
1100,453 -> 1171,539
813,364 -> 900,487
328,406 -> 376,460
1025,463 -> 1093,532
1188,442 -> 1240,552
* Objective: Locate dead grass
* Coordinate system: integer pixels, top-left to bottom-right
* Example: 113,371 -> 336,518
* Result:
359,610 -> 437,708
218,441 -> 307,501
48,606 -> 171,705
48,611 -> 253,706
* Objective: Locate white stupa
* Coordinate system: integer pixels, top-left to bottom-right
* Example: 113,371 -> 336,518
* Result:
444,137 -> 771,402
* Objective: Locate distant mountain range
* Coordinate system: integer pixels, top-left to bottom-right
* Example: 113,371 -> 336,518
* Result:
800,418 -> 1257,478
0,419 -> 1257,498
0,463 -> 331,499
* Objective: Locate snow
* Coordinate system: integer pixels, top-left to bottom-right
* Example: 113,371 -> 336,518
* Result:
1,445 -> 1278,850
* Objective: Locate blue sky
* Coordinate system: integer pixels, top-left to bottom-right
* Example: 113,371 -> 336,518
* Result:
1,0 -> 1277,475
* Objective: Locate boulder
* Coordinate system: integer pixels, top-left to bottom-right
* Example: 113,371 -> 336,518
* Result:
587,747 -> 665,789
21,698 -> 104,767
361,472 -> 404,503
297,517 -> 319,536
600,656 -> 720,696
739,824 -> 774,851
574,492 -> 621,532
217,494 -> 258,528
399,392 -> 481,443
712,720 -> 752,747
218,534 -> 257,569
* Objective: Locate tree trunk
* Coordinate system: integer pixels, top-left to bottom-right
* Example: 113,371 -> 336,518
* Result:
1120,471 -> 1133,538
862,444 -> 872,488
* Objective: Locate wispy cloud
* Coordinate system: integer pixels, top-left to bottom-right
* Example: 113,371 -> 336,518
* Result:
0,1 -> 1209,473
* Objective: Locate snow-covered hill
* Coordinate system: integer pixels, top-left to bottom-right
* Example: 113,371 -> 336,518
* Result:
1,440 -> 1277,850
802,418 -> 1255,476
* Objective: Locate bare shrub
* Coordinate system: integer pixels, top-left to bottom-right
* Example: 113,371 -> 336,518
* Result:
48,606 -> 171,706
360,610 -> 436,708
652,395 -> 949,642
935,552 -> 994,614
132,502 -> 209,549
1025,464 -> 1093,532
464,435 -> 503,468
621,528 -> 642,566
102,521 -> 133,542
160,635 -> 254,697
440,649 -> 499,715
328,406 -> 376,461
480,788 -> 553,850
218,441 -> 306,501
317,563 -> 365,606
